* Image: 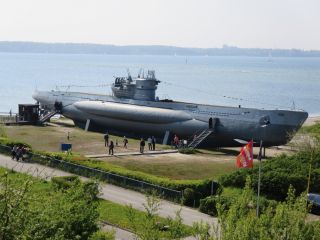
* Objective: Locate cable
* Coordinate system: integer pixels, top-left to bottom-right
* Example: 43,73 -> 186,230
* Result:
161,81 -> 299,110
56,81 -> 302,110
56,84 -> 112,89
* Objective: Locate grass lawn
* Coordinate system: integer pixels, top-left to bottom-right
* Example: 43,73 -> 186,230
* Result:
4,124 -> 166,155
300,122 -> 320,138
3,123 -> 238,180
105,155 -> 236,180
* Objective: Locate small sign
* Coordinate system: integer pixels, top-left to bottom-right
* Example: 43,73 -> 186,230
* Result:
61,143 -> 72,151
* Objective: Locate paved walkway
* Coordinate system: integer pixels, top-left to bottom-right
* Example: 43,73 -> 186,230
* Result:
102,224 -> 135,240
85,149 -> 178,158
0,154 -> 216,227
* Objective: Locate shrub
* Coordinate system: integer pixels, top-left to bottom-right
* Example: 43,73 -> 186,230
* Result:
0,171 -> 100,240
51,176 -> 80,190
199,195 -> 234,216
199,196 -> 218,216
219,148 -> 320,200
182,188 -> 196,206
193,180 -> 320,240
178,148 -> 198,154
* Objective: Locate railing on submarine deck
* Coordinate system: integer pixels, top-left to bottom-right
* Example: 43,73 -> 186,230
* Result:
0,144 -> 183,201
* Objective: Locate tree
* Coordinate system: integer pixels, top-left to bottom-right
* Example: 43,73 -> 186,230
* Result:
0,171 -> 102,240
192,177 -> 320,240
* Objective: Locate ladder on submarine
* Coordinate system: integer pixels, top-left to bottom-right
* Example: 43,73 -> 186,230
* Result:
187,118 -> 218,149
38,111 -> 59,124
188,129 -> 213,149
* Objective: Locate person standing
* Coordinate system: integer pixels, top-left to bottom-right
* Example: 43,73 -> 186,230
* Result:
147,137 -> 152,151
152,136 -> 156,151
104,132 -> 109,147
173,134 -> 179,148
16,146 -> 22,161
123,136 -> 128,148
108,140 -> 114,155
140,138 -> 145,153
11,145 -> 17,160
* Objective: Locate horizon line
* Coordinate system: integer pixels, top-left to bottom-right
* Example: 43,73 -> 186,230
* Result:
1,40 -> 320,52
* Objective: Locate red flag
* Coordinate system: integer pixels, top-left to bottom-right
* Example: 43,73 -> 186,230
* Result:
236,140 -> 253,168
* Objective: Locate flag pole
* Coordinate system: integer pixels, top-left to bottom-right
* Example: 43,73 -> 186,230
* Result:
256,139 -> 263,217
306,148 -> 314,194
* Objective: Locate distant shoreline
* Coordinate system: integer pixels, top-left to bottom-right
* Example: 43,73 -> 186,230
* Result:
1,41 -> 320,57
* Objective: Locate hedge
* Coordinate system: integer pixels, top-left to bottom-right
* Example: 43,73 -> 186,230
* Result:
219,149 -> 320,200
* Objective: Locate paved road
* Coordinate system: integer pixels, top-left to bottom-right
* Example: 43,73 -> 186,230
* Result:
0,154 -> 216,227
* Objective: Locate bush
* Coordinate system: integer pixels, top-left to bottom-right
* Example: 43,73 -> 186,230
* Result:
199,195 -> 233,216
52,176 -> 80,190
219,148 -> 320,200
193,180 -> 320,240
178,148 -> 198,154
182,188 -> 196,206
0,170 -> 100,240
199,196 -> 218,216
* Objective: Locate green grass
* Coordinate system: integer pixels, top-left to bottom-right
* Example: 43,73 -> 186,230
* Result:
300,123 -> 320,137
4,124 -> 237,180
0,124 -> 7,138
106,157 -> 236,180
4,124 -> 166,155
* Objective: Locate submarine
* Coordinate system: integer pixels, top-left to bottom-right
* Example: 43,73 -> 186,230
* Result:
32,70 -> 308,147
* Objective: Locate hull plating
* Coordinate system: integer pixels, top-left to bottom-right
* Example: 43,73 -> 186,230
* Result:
33,90 -> 308,147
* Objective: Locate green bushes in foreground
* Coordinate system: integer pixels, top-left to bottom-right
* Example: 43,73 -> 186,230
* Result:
192,179 -> 320,240
199,195 -> 233,216
219,147 -> 320,200
127,178 -> 320,240
0,169 -> 102,240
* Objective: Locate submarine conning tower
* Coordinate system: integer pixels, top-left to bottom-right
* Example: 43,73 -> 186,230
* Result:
111,70 -> 160,101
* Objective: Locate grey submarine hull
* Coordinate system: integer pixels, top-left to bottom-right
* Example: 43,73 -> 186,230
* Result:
33,90 -> 308,147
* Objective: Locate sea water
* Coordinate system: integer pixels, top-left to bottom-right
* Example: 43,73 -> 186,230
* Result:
0,52 -> 319,115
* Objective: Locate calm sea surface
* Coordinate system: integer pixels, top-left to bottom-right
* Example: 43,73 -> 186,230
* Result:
0,53 -> 319,115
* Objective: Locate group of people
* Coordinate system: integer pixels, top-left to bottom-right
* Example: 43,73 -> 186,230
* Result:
140,136 -> 156,153
104,132 -> 156,155
104,132 -> 130,155
172,134 -> 188,148
11,145 -> 29,161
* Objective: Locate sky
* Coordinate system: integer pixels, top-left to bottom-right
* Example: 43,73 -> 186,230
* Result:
0,0 -> 319,50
